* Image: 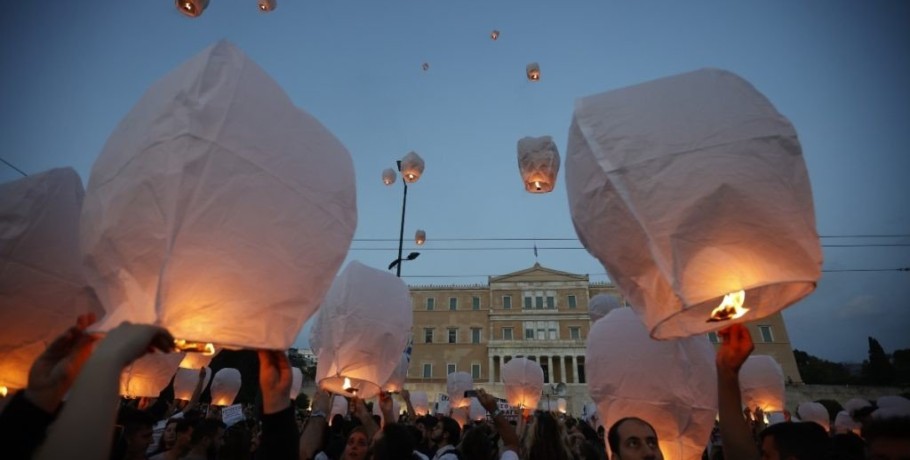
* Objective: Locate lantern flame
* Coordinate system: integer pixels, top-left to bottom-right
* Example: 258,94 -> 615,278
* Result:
708,290 -> 747,322
342,377 -> 357,395
174,339 -> 216,355
491,30 -> 500,40
0,385 -> 7,397
183,2 -> 193,12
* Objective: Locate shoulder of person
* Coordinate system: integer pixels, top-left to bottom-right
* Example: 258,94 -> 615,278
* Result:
499,449 -> 519,460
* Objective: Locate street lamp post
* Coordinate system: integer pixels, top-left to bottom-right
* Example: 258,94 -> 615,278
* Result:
385,152 -> 425,276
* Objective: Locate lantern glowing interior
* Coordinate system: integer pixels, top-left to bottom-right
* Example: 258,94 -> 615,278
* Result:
586,308 -> 717,460
526,62 -> 540,81
451,407 -> 469,428
290,367 -> 303,400
257,0 -> 276,12
382,168 -> 397,186
382,352 -> 410,393
739,355 -> 785,412
120,353 -> 184,398
414,229 -> 426,246
490,30 -> 500,40
517,136 -> 560,194
447,372 -> 474,409
179,348 -> 219,370
315,262 -> 413,399
176,0 -> 209,17
557,398 -> 567,414
411,391 -> 430,416
797,402 -> 830,432
566,68 -> 822,339
174,367 -> 212,401
399,151 -> 425,184
0,168 -> 102,392
470,397 -> 486,421
80,41 -> 356,350
211,368 -> 242,406
501,357 -> 544,410
588,294 -> 622,323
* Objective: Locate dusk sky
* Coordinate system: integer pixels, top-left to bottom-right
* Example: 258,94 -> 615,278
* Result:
1,1 -> 907,363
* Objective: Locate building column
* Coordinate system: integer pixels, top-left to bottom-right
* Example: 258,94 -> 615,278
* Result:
569,356 -> 578,384
576,355 -> 583,383
559,355 -> 567,384
488,355 -> 494,383
547,356 -> 555,383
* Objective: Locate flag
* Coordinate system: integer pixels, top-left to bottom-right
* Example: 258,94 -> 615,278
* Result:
534,243 -> 538,258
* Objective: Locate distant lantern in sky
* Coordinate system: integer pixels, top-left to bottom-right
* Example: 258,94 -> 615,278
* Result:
0,168 -> 103,395
176,0 -> 209,17
526,62 -> 540,81
447,372 -> 474,409
739,355 -> 785,412
415,229 -> 426,246
80,41 -> 356,352
121,353 -> 185,398
490,30 -> 500,40
315,261 -> 412,399
400,151 -> 425,183
422,62 -> 430,72
174,367 -> 212,401
211,368 -> 242,406
586,308 -> 717,460
588,294 -> 622,323
382,168 -> 397,186
566,68 -> 822,340
517,136 -> 560,193
258,0 -> 276,12
501,357 -> 544,410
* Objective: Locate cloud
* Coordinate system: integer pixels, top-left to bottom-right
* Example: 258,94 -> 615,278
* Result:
834,295 -> 882,320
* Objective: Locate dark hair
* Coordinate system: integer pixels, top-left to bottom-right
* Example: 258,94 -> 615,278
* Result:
118,407 -> 156,436
829,432 -> 864,460
191,419 -> 226,445
862,416 -> 910,443
759,422 -> 830,460
528,411 -> 571,460
460,424 -> 495,460
371,423 -> 416,460
607,417 -> 657,454
438,416 -> 462,446
579,440 -> 608,460
220,423 -> 252,460
417,415 -> 438,429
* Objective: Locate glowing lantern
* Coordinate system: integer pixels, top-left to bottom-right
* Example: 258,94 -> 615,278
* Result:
330,395 -> 348,421
120,353 -> 184,398
566,68 -> 822,339
797,402 -> 830,432
526,62 -> 540,81
517,136 -> 560,194
400,151 -> 425,184
490,30 -> 500,40
588,294 -> 622,323
834,411 -> 860,435
290,367 -> 303,400
315,261 -> 412,399
0,168 -> 102,393
211,368 -> 242,406
451,407 -> 469,428
411,391 -> 429,416
422,62 -> 430,72
877,395 -> 910,411
586,308 -> 717,460
415,229 -> 427,246
470,398 -> 486,421
174,367 -> 212,401
557,398 -> 567,414
258,0 -> 276,12
176,0 -> 209,17
382,168 -> 397,186
501,357 -> 544,410
373,397 -> 401,424
447,372 -> 474,408
436,399 -> 450,415
382,353 -> 409,393
179,348 -> 219,370
739,355 -> 785,412
80,41 -> 356,350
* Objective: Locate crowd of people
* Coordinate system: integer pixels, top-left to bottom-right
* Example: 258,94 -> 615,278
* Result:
0,314 -> 907,460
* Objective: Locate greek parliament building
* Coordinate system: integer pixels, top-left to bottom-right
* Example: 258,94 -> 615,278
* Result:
404,263 -> 802,415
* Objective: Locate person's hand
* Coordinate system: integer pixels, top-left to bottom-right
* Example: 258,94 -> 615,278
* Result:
26,313 -> 98,413
716,324 -> 754,374
378,391 -> 393,420
476,388 -> 498,413
258,350 -> 292,414
312,389 -> 331,414
400,388 -> 411,402
93,322 -> 175,368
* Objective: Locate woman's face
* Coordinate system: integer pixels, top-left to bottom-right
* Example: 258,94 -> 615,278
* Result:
163,422 -> 178,446
342,431 -> 369,460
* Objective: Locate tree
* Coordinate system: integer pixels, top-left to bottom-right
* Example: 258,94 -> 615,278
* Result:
793,349 -> 853,384
862,337 -> 896,385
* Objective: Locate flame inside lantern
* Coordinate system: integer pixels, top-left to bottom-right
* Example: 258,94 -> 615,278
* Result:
708,290 -> 747,322
343,377 -> 357,395
174,339 -> 216,356
0,385 -> 7,397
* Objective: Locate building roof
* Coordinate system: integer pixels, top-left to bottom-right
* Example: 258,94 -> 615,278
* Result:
489,263 -> 590,283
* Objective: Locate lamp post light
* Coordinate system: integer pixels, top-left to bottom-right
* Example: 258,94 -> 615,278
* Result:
384,152 -> 425,276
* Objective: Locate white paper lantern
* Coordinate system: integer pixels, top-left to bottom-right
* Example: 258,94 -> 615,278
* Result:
435,399 -> 450,416
586,308 -> 717,460
470,397 -> 486,421
526,62 -> 540,81
290,367 -> 303,400
330,395 -> 348,421
0,168 -> 102,393
176,0 -> 209,18
120,353 -> 184,398
739,355 -> 785,412
557,398 -> 567,414
81,40 -> 356,350
174,367 -> 212,401
501,358 -> 544,410
588,294 -> 621,323
517,136 -> 560,194
315,261 -> 412,399
415,229 -> 426,246
876,395 -> 910,411
179,349 -> 219,370
411,391 -> 429,416
844,397 -> 872,416
382,168 -> 397,186
834,411 -> 860,435
566,68 -> 822,339
382,353 -> 410,393
797,402 -> 830,432
211,368 -> 242,406
447,372 -> 474,408
400,151 -> 425,184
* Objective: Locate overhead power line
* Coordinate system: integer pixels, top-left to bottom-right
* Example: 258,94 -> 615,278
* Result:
352,234 -> 910,242
0,157 -> 27,177
400,267 -> 910,279
350,243 -> 910,251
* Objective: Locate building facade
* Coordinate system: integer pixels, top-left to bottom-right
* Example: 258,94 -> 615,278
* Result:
405,263 -> 803,415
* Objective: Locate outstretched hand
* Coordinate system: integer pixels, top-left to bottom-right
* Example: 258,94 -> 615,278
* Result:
716,324 -> 754,374
93,322 -> 175,368
26,313 -> 98,413
258,350 -> 292,414
476,388 -> 498,413
312,389 -> 331,414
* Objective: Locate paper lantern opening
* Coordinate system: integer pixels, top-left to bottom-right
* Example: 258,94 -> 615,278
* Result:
382,168 -> 397,186
174,340 -> 216,356
258,0 -> 276,12
176,0 -> 208,17
708,290 -> 747,323
400,151 -> 425,184
490,30 -> 500,40
517,136 -> 560,194
415,230 -> 426,246
526,63 -> 540,81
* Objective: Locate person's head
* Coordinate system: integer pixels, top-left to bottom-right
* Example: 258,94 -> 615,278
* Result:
862,416 -> 910,460
431,416 -> 461,447
460,423 -> 496,460
119,407 -> 156,456
342,426 -> 369,460
416,415 -> 437,442
524,411 -> 573,460
758,421 -> 830,460
370,423 -> 416,460
828,432 -> 864,460
173,419 -> 194,450
607,417 -> 663,460
162,419 -> 180,449
190,419 -> 227,456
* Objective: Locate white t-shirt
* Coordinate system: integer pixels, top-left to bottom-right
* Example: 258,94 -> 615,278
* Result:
500,449 -> 519,460
433,445 -> 459,460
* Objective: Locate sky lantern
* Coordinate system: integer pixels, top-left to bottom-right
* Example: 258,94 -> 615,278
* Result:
557,398 -> 567,414
797,402 -> 830,432
80,41 -> 356,353
290,367 -> 303,400
436,399 -> 450,416
120,353 -> 184,398
330,395 -> 348,421
588,294 -> 622,323
415,229 -> 426,246
382,352 -> 410,393
470,397 -> 486,421
174,367 -> 212,401
739,355 -> 785,412
490,30 -> 500,40
382,168 -> 397,186
211,368 -> 242,406
179,348 -> 219,370
257,0 -> 276,12
501,357 -> 544,410
526,62 -> 540,81
411,391 -> 430,416
517,136 -> 560,194
447,372 -> 474,409
566,68 -> 822,340
834,411 -> 860,435
0,168 -> 103,395
586,308 -> 717,460
400,151 -> 425,183
176,0 -> 208,17
422,62 -> 430,72
315,261 -> 412,399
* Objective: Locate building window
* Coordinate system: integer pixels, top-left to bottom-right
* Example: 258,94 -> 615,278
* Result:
570,327 -> 581,340
426,298 -> 435,311
471,328 -> 481,344
523,321 -> 560,341
577,361 -> 586,384
568,295 -> 577,309
448,328 -> 457,344
447,363 -> 456,375
424,328 -> 434,344
524,296 -> 532,309
525,328 -> 534,340
472,296 -> 481,310
546,296 -> 555,309
502,327 -> 513,340
707,332 -> 720,344
449,297 -> 457,311
423,364 -> 432,378
471,363 -> 481,379
758,325 -> 774,343
503,296 -> 512,309
535,296 -> 544,309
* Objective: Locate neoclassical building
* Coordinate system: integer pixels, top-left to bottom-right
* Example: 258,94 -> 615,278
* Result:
404,263 -> 802,415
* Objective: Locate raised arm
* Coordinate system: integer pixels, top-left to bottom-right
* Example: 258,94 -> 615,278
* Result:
716,324 -> 759,460
299,389 -> 330,460
477,388 -> 519,454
